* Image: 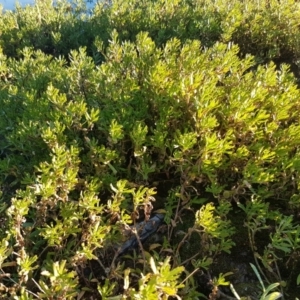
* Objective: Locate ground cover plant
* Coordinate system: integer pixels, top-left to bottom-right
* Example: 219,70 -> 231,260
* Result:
1,0 -> 300,299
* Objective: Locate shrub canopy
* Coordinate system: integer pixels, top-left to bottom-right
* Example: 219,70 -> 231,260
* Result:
1,0 -> 300,299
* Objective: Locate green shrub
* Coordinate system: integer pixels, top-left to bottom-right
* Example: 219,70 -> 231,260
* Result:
1,0 -> 300,298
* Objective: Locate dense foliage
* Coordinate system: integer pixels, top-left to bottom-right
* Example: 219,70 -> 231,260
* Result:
1,0 -> 300,299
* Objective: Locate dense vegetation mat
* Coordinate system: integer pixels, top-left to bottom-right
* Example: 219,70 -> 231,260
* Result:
1,0 -> 300,299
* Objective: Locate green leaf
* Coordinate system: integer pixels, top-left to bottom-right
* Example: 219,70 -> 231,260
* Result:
263,292 -> 282,300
